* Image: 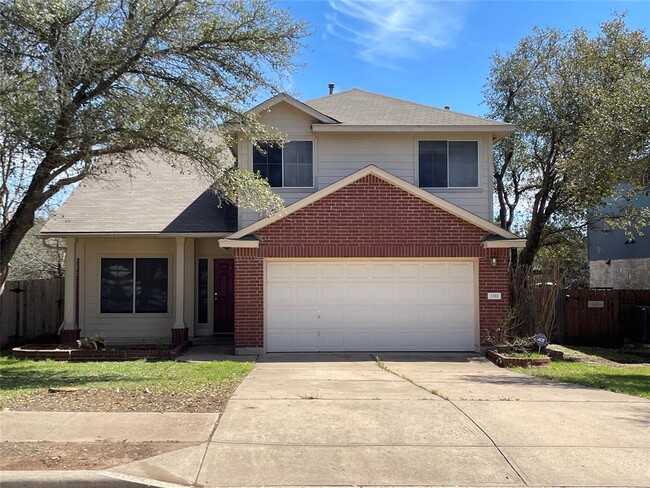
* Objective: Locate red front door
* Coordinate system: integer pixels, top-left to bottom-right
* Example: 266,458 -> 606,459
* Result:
213,259 -> 235,334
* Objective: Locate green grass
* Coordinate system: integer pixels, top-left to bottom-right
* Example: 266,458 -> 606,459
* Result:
513,361 -> 650,399
0,356 -> 254,401
553,345 -> 647,363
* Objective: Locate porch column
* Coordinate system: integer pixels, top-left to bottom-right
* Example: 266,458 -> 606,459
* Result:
60,237 -> 79,343
172,236 -> 188,345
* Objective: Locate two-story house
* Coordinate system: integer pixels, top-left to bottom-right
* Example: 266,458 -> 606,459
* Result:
42,89 -> 523,353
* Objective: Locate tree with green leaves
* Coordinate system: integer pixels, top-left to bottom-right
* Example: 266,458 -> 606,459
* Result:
485,15 -> 650,332
0,0 -> 307,292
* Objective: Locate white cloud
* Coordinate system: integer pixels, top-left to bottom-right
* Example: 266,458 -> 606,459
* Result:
326,0 -> 464,68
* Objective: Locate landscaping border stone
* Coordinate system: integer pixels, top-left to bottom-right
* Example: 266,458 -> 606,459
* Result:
486,349 -> 551,368
11,341 -> 190,361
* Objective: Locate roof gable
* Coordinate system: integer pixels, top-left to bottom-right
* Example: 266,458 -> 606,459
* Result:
248,93 -> 339,124
223,165 -> 522,246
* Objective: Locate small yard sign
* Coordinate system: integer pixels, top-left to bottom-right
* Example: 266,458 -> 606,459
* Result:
487,293 -> 502,300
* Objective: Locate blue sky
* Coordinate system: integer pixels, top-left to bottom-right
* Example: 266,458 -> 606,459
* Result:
277,0 -> 650,117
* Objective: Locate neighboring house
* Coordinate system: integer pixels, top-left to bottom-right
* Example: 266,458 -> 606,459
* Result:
42,88 -> 523,354
588,190 -> 650,290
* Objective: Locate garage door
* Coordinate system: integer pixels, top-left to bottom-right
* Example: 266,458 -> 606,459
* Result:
266,260 -> 476,352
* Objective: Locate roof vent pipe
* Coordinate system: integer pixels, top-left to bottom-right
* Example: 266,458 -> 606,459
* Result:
444,106 -> 450,110
328,83 -> 335,95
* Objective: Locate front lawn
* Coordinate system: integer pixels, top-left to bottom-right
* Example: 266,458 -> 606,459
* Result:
513,346 -> 650,399
0,356 -> 254,412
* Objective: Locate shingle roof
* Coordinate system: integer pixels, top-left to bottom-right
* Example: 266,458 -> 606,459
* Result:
306,89 -> 509,127
42,152 -> 237,235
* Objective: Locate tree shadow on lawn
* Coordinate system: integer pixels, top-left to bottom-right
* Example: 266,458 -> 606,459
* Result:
0,360 -> 148,393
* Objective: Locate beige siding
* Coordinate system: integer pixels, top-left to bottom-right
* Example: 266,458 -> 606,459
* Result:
81,238 -> 176,344
239,101 -> 319,228
238,127 -> 494,227
80,237 -> 234,343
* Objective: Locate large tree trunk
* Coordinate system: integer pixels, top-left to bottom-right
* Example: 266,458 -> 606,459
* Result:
0,165 -> 52,294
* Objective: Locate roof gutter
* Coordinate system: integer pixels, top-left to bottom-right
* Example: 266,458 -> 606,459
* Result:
39,232 -> 232,239
311,124 -> 515,133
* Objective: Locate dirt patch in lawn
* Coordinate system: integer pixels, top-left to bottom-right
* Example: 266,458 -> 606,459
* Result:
0,441 -> 198,471
2,384 -> 237,413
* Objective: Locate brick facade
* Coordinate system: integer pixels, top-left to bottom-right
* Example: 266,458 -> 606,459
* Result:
233,175 -> 510,350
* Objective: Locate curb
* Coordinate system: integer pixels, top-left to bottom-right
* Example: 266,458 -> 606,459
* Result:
0,470 -> 189,488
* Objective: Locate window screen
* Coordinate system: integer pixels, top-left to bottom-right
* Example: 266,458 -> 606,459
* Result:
253,142 -> 282,187
283,141 -> 313,187
101,258 -> 134,313
419,141 -> 448,187
135,258 -> 168,313
449,141 -> 478,187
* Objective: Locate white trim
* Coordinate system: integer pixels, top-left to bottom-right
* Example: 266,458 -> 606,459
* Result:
173,237 -> 186,328
62,237 -> 77,330
219,239 -> 259,248
224,165 -> 520,242
40,232 -> 232,238
312,124 -> 514,134
249,94 -> 339,124
482,239 -> 526,249
77,240 -> 85,336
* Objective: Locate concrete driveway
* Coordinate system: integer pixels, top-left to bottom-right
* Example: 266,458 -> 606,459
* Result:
194,353 -> 650,487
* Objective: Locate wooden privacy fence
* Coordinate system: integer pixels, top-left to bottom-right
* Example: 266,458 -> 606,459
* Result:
560,289 -> 650,347
1,278 -> 64,348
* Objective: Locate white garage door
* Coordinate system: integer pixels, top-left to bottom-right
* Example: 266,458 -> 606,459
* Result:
266,260 -> 476,352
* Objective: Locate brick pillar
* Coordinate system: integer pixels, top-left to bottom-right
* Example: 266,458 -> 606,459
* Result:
478,248 -> 511,346
233,249 -> 264,355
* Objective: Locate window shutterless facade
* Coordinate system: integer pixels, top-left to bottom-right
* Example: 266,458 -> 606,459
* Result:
100,257 -> 168,314
253,141 -> 314,188
418,141 -> 479,188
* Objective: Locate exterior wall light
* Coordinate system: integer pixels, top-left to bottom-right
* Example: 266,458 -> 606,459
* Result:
490,256 -> 498,268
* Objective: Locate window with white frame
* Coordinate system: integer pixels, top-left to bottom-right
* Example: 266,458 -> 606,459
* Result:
253,141 -> 313,188
418,141 -> 479,188
100,258 -> 168,313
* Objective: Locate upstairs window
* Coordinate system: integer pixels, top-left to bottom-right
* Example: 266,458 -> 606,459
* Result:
253,141 -> 313,188
100,258 -> 168,314
419,141 -> 479,188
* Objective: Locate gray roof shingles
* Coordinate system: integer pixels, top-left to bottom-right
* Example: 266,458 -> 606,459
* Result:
306,89 -> 509,127
42,152 -> 236,235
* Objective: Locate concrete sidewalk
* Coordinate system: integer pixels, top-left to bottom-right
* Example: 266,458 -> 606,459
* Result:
0,411 -> 219,487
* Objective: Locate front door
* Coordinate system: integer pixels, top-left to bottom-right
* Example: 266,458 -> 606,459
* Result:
213,259 -> 235,334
